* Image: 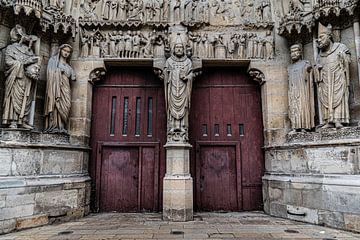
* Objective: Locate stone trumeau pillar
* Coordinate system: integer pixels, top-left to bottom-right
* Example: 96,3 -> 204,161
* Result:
154,25 -> 201,221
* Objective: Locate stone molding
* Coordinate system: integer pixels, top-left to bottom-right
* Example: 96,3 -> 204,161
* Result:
278,0 -> 360,43
248,68 -> 266,86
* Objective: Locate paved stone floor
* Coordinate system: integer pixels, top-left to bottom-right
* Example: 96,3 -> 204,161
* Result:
0,212 -> 359,240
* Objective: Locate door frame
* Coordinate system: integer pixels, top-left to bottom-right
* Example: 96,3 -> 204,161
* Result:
195,141 -> 242,211
95,141 -> 161,212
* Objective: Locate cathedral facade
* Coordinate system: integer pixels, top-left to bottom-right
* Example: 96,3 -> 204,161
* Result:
0,0 -> 359,234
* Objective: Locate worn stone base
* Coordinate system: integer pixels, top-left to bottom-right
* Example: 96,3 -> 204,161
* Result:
263,174 -> 360,233
0,130 -> 91,234
263,128 -> 360,233
0,176 -> 91,234
163,176 -> 193,222
163,143 -> 194,222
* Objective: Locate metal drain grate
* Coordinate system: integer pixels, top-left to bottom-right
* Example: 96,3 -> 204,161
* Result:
170,230 -> 184,235
58,230 -> 74,235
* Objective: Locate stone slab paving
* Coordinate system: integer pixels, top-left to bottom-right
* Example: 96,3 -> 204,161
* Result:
0,212 -> 359,240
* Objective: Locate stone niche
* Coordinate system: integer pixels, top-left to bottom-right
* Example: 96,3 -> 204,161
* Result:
0,130 -> 91,234
263,128 -> 360,232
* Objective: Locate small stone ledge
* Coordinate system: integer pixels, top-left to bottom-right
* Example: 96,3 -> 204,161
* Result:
265,127 -> 360,150
0,129 -> 90,150
287,127 -> 360,143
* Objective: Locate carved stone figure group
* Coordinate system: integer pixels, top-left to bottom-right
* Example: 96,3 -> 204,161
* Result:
288,23 -> 351,132
80,28 -> 170,59
2,25 -> 75,133
211,0 -> 272,25
81,0 -> 170,22
188,31 -> 274,60
79,28 -> 274,61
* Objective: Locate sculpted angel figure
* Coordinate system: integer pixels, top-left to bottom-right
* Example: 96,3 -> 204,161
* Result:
44,44 -> 76,134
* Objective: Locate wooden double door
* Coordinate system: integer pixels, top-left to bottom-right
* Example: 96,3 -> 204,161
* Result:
90,67 -> 264,212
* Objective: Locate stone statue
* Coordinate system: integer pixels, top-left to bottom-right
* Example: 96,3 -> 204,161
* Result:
173,0 -> 181,22
2,25 -> 40,129
314,23 -> 351,129
44,44 -> 76,134
2,33 -> 36,127
288,44 -> 315,133
117,31 -> 126,58
118,0 -> 127,21
80,0 -> 99,20
161,35 -> 194,143
101,0 -> 118,20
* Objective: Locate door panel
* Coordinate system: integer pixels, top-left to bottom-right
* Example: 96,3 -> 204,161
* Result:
100,147 -> 139,212
90,68 -> 166,212
198,145 -> 238,211
190,68 -> 264,211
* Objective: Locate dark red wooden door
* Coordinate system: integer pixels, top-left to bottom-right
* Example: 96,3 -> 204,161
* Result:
90,68 -> 166,212
190,68 -> 264,211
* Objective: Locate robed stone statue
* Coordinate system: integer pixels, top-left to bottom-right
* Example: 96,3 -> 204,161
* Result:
2,25 -> 40,129
44,44 -> 76,134
288,44 -> 315,132
160,35 -> 194,143
314,23 -> 351,129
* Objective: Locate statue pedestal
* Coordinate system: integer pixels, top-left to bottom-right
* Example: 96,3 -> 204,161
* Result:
163,143 -> 193,222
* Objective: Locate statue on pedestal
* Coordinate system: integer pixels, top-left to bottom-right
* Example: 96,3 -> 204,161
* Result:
314,23 -> 351,129
288,44 -> 315,133
44,44 -> 76,134
2,25 -> 40,129
159,35 -> 194,143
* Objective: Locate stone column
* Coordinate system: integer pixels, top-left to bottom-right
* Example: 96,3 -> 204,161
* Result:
154,29 -> 201,221
163,143 -> 193,221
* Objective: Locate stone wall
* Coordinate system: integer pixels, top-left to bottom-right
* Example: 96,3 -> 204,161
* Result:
0,130 -> 91,234
263,129 -> 360,232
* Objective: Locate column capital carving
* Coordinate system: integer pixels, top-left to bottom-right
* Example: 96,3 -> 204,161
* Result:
248,68 -> 266,86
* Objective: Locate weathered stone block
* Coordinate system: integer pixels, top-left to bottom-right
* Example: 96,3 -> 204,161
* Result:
0,219 -> 16,234
35,190 -> 79,214
6,194 -> 35,207
269,202 -> 287,218
16,214 -> 48,230
319,210 -> 345,229
42,150 -> 83,175
11,149 -> 42,176
344,214 -> 360,233
306,148 -> 356,174
0,149 -> 12,176
0,205 -> 34,221
323,186 -> 360,214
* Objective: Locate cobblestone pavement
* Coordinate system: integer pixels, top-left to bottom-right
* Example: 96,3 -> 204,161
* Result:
0,212 -> 359,240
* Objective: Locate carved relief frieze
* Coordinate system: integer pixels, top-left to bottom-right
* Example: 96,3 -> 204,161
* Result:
207,0 -> 273,28
14,0 -> 42,18
313,0 -> 358,19
79,27 -> 170,59
278,0 -> 360,42
78,26 -> 275,61
79,0 -> 171,28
